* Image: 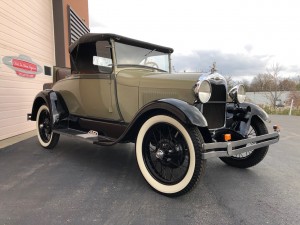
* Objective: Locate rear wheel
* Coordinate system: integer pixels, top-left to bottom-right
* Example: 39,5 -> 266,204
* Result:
136,115 -> 206,196
36,105 -> 60,149
220,117 -> 269,168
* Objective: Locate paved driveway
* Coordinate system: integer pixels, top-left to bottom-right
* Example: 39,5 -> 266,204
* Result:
0,115 -> 299,225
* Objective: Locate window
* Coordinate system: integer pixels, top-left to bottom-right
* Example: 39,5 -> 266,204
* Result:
114,42 -> 170,72
71,41 -> 112,74
95,41 -> 113,73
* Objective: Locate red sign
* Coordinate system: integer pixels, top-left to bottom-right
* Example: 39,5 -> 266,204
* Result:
12,59 -> 38,72
2,55 -> 43,78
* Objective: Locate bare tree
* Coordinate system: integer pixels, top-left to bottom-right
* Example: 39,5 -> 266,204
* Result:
279,78 -> 296,91
264,64 -> 284,108
224,75 -> 236,90
250,73 -> 275,92
287,91 -> 300,108
241,79 -> 251,91
297,75 -> 300,91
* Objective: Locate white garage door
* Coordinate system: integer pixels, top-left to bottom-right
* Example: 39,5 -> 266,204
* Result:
0,0 -> 55,140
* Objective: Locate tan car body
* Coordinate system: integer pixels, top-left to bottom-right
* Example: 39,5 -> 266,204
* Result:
29,33 -> 280,196
53,68 -> 199,123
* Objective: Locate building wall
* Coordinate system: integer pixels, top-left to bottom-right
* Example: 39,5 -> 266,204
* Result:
246,91 -> 292,106
63,0 -> 89,67
0,0 -> 89,140
0,0 -> 55,140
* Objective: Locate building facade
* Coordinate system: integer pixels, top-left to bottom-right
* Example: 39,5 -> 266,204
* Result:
0,0 -> 89,140
246,91 -> 291,107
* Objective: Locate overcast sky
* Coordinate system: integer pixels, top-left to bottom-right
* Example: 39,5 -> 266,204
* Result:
89,0 -> 300,80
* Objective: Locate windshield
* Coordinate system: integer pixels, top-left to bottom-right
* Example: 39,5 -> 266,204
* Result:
114,42 -> 170,72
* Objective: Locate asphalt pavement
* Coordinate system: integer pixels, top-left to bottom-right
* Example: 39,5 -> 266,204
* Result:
0,115 -> 299,225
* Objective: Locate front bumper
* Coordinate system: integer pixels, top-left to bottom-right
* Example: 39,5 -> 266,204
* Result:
201,132 -> 279,159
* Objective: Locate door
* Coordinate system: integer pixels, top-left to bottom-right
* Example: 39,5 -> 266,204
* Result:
53,40 -> 121,121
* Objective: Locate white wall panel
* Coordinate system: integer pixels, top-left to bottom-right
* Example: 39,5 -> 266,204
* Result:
0,0 -> 55,140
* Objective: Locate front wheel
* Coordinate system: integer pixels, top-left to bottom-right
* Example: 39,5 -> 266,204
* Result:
220,116 -> 269,168
36,105 -> 60,149
136,115 -> 206,196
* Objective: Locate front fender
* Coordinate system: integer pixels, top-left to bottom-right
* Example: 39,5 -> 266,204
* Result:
119,98 -> 208,143
137,98 -> 208,127
239,102 -> 270,123
227,102 -> 270,123
226,102 -> 270,137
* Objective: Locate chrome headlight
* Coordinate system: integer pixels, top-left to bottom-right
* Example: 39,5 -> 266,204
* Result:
194,80 -> 211,103
229,84 -> 246,103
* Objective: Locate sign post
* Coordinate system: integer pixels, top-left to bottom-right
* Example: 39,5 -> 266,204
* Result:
289,99 -> 294,116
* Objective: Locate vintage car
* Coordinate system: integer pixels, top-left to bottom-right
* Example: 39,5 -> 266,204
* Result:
28,33 -> 279,196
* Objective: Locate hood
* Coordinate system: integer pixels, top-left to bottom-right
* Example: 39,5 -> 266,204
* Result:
116,69 -> 201,105
139,72 -> 200,90
116,68 -> 227,106
138,72 -> 201,105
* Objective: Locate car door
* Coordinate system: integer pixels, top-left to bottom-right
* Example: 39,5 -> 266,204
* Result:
52,40 -> 121,121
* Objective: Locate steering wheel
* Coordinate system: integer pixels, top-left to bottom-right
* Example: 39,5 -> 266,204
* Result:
145,61 -> 159,69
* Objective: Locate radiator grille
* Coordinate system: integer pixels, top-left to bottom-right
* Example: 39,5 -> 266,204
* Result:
202,82 -> 227,129
210,83 -> 227,101
203,103 -> 226,129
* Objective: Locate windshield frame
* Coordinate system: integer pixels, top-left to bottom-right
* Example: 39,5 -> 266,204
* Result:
111,39 -> 172,73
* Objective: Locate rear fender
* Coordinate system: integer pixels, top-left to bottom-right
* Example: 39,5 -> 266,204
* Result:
31,90 -> 69,128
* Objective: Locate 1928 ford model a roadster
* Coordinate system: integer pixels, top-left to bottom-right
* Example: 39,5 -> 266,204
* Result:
28,33 -> 279,196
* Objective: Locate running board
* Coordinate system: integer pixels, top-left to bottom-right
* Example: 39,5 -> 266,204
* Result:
54,128 -> 116,145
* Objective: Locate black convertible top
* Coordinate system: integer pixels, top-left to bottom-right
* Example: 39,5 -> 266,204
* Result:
69,33 -> 174,54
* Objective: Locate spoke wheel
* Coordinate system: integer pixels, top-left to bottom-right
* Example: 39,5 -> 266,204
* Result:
38,108 -> 52,143
143,123 -> 190,185
220,116 -> 269,168
36,105 -> 60,149
136,115 -> 206,196
231,125 -> 257,159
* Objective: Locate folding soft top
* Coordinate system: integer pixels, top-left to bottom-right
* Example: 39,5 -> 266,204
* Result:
69,33 -> 174,54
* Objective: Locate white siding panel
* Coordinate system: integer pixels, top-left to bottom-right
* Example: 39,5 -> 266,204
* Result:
1,102 -> 32,111
0,0 -> 55,140
0,122 -> 35,140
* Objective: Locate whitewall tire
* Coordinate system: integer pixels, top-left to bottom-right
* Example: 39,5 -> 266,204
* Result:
136,115 -> 206,196
36,105 -> 60,149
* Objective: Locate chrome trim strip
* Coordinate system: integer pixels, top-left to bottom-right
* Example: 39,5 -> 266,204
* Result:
201,132 -> 279,159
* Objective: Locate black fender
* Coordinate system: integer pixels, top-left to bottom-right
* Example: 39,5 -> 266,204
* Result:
239,102 -> 270,122
226,102 -> 270,136
120,98 -> 208,143
30,90 -> 69,128
137,98 -> 208,127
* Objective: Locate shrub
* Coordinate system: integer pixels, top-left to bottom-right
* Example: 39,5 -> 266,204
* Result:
262,106 -> 300,116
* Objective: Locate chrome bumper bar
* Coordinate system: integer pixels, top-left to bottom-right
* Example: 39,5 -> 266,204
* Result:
201,132 -> 280,159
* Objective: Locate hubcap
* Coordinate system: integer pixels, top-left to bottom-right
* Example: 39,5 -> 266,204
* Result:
156,149 -> 164,159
